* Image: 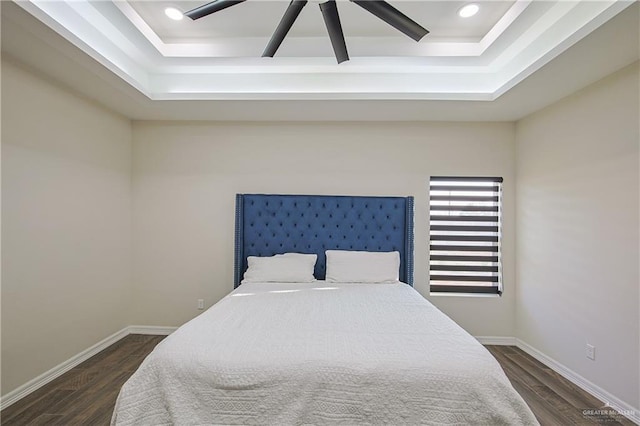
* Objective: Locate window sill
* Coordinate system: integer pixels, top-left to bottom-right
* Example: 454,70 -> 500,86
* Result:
429,292 -> 501,298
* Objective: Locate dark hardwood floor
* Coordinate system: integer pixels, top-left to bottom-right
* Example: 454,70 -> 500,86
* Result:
486,345 -> 636,426
1,336 -> 635,425
1,335 -> 165,426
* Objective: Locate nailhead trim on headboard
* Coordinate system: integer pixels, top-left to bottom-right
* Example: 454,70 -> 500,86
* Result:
234,194 -> 415,288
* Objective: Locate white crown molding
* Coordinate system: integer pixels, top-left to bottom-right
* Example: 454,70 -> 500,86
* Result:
13,0 -> 634,101
490,0 -> 633,97
14,0 -> 150,94
114,0 -> 531,58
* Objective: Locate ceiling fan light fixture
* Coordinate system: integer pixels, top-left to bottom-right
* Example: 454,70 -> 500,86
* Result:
319,0 -> 349,63
458,4 -> 479,18
183,0 -> 428,63
263,0 -> 308,58
164,7 -> 184,21
350,0 -> 428,42
185,0 -> 247,20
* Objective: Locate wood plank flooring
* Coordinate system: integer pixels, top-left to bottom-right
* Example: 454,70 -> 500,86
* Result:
1,335 -> 165,426
1,336 -> 635,425
485,346 -> 636,426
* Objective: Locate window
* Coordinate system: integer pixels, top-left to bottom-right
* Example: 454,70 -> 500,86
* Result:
429,176 -> 503,295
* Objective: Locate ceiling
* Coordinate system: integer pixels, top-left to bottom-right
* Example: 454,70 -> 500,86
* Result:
128,1 -> 515,41
1,0 -> 638,121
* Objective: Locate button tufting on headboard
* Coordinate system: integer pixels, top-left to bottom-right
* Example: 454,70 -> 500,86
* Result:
234,194 -> 414,288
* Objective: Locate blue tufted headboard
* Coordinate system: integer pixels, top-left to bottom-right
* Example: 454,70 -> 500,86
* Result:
234,194 -> 414,288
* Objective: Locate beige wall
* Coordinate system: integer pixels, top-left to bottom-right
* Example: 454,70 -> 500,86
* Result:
3,50 -> 637,414
1,60 -> 133,395
515,63 -> 640,409
131,120 -> 517,336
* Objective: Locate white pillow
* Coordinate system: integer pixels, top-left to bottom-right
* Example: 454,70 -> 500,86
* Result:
325,250 -> 400,283
242,253 -> 317,283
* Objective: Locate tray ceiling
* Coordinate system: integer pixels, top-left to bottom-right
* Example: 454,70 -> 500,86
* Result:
9,0 -> 634,102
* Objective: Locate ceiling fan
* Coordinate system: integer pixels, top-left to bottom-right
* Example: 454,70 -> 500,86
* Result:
184,0 -> 429,63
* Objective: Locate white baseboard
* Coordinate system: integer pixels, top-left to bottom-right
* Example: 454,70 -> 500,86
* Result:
127,325 -> 177,335
0,327 -> 130,410
516,339 -> 640,425
0,325 -> 177,411
3,328 -> 638,425
475,336 -> 517,346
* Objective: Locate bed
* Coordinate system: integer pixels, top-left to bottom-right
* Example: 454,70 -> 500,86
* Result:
112,194 -> 538,425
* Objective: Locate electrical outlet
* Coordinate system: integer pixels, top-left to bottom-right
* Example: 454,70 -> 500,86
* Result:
197,299 -> 204,310
586,344 -> 595,360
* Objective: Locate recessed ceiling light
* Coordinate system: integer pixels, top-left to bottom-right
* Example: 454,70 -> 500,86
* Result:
458,4 -> 479,18
165,7 -> 184,21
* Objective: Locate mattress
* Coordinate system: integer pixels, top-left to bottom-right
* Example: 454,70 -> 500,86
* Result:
112,282 -> 539,425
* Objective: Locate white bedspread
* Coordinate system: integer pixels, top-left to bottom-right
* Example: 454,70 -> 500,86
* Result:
112,282 -> 539,425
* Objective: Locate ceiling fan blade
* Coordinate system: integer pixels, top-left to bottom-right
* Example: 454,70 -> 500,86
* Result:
350,0 -> 428,41
263,0 -> 308,58
319,1 -> 349,64
185,0 -> 247,20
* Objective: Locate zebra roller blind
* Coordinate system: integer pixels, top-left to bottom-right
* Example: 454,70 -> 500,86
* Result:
429,176 -> 503,294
